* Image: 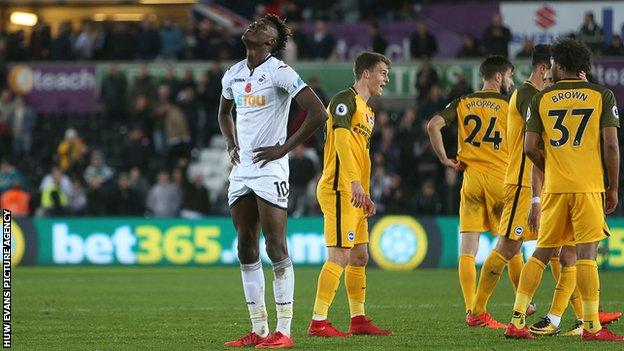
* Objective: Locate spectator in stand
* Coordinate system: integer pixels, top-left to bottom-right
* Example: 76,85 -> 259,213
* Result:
177,86 -> 200,148
161,66 -> 181,100
397,106 -> 418,180
130,65 -> 158,106
40,166 -> 72,198
29,19 -> 51,60
414,179 -> 441,215
74,22 -> 96,60
196,64 -> 223,143
109,172 -> 143,216
310,20 -> 336,60
159,16 -> 184,60
418,84 -> 447,120
482,13 -> 512,57
374,127 -> 401,174
0,89 -> 11,156
83,150 -> 115,186
146,170 -> 181,217
440,166 -> 460,215
180,171 -> 211,218
447,74 -> 473,102
6,30 -> 26,61
157,85 -> 190,165
456,35 -> 482,58
8,95 -> 37,157
578,11 -> 604,54
410,20 -> 437,59
136,16 -> 161,60
415,57 -> 439,103
100,64 -> 128,124
122,128 -> 152,171
39,168 -> 69,216
56,128 -> 88,174
67,177 -> 87,215
50,21 -> 74,61
180,68 -> 196,91
414,120 -> 441,183
288,145 -> 317,217
604,34 -> 624,56
129,94 -> 153,133
515,37 -> 534,58
85,174 -> 108,215
0,180 -> 30,217
129,166 -> 150,205
0,159 -> 25,194
194,19 -> 222,60
289,21 -> 309,60
370,22 -> 387,55
110,22 -> 136,60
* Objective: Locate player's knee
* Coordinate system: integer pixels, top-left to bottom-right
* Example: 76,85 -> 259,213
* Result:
237,243 -> 259,263
558,246 -> 577,266
265,243 -> 288,263
350,251 -> 368,266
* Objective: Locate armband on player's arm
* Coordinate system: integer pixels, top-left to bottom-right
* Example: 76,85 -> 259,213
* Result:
334,128 -> 358,183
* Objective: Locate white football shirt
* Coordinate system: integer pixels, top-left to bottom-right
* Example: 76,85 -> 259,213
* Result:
221,55 -> 307,179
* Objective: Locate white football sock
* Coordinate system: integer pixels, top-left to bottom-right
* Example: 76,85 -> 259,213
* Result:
241,260 -> 269,337
272,257 -> 294,337
547,313 -> 561,328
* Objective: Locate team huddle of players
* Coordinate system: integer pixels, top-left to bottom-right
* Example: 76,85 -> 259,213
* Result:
219,13 -> 623,349
428,38 -> 623,341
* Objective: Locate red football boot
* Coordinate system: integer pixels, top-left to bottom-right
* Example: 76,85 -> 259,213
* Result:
255,332 -> 293,349
466,312 -> 479,327
599,310 -> 622,325
349,315 -> 393,336
307,319 -> 352,337
504,323 -> 535,339
582,328 -> 624,342
224,332 -> 267,347
473,312 -> 507,329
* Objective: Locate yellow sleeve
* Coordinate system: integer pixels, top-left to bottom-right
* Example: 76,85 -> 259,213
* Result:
334,128 -> 358,184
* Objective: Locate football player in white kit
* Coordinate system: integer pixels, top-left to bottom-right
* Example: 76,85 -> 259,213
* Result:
219,14 -> 327,349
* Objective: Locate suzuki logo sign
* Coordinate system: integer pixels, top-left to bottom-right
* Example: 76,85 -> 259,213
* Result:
535,5 -> 556,30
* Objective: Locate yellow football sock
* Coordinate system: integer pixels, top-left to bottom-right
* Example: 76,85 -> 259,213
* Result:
577,259 -> 601,333
550,257 -> 561,281
312,261 -> 344,320
473,250 -> 507,315
570,286 -> 584,320
458,254 -> 476,313
549,266 -> 576,317
511,257 -> 546,328
508,253 -> 523,293
345,265 -> 366,317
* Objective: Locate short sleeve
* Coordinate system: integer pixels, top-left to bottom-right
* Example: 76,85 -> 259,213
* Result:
221,70 -> 233,100
273,64 -> 307,98
329,91 -> 356,129
438,98 -> 460,124
525,94 -> 543,133
600,89 -> 620,128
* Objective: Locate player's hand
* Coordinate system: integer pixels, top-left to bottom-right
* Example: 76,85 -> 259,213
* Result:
252,142 -> 286,168
528,203 -> 541,233
605,187 -> 618,214
363,196 -> 376,216
350,181 -> 366,208
443,158 -> 466,171
579,71 -> 588,81
227,143 -> 240,165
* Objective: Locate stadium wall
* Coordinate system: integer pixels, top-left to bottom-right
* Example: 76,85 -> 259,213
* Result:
10,216 -> 624,270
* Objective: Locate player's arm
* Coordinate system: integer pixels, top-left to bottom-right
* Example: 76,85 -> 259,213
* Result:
427,99 -> 464,171
528,161 -> 544,233
217,96 -> 239,165
524,96 -> 544,171
601,89 -> 620,214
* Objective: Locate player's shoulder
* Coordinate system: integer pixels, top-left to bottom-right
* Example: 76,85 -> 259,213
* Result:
515,81 -> 539,103
330,88 -> 357,105
267,56 -> 295,73
222,60 -> 247,80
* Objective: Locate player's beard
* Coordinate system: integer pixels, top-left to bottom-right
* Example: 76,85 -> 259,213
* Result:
500,83 -> 510,96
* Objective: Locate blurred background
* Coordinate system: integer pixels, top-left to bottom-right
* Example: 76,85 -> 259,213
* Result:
2,0 -> 624,269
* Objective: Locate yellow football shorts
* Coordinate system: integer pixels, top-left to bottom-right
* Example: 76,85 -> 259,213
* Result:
498,184 -> 538,241
537,192 -> 610,248
317,186 -> 369,248
459,167 -> 505,235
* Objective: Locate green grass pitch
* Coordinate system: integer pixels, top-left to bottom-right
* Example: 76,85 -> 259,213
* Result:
14,266 -> 624,350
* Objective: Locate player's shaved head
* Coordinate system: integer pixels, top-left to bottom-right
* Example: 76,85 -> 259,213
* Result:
550,38 -> 591,75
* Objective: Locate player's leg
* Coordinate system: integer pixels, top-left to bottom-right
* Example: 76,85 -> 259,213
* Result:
224,192 -> 268,347
505,193 -> 567,339
254,197 -> 295,348
530,245 -> 576,335
459,232 -> 479,315
309,188 -> 352,337
573,192 -> 623,341
346,223 -> 392,336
